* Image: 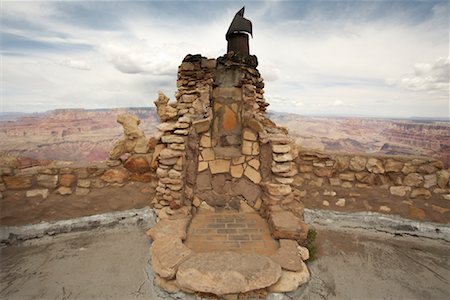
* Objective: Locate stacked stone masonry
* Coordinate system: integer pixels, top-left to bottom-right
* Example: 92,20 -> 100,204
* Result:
294,149 -> 450,221
0,157 -> 156,199
151,53 -> 308,242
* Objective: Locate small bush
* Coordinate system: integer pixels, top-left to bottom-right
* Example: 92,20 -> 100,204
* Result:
303,228 -> 317,262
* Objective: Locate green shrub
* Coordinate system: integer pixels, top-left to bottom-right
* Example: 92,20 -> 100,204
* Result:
303,228 -> 317,262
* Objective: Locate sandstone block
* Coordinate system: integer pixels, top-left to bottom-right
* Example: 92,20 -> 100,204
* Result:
77,179 -> 91,188
268,211 -> 308,242
272,162 -> 292,173
209,160 -> 230,174
154,274 -> 180,293
270,239 -> 304,271
436,170 -> 450,188
339,172 -> 355,181
57,186 -> 72,195
355,172 -> 376,185
404,173 -> 424,187
336,198 -> 346,207
247,119 -> 266,133
192,118 -> 211,133
198,161 -> 208,172
366,158 -> 384,174
201,148 -> 215,161
273,153 -> 293,163
161,135 -> 184,144
379,206 -> 391,213
230,164 -> 244,178
231,178 -> 261,204
242,140 -> 253,155
150,237 -> 193,279
335,156 -> 350,171
240,129 -> 256,143
232,156 -> 246,165
384,159 -> 404,172
390,186 -> 411,197
401,163 -> 416,174
147,217 -> 190,241
244,166 -> 261,184
200,135 -> 212,148
248,158 -> 260,170
36,174 -> 58,188
159,149 -> 184,160
176,252 -> 281,295
329,178 -> 341,186
263,183 -> 291,196
272,144 -> 291,154
423,174 -> 437,188
157,122 -> 177,132
410,188 -> 432,199
59,174 -> 76,187
274,177 -> 294,184
3,176 -> 33,189
417,164 -> 438,174
124,156 -> 151,174
349,156 -> 367,172
101,168 -> 128,183
26,189 -> 49,199
313,167 -> 333,177
267,263 -> 310,293
298,164 -> 313,173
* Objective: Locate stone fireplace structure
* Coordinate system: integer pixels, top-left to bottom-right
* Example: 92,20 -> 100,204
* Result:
148,7 -> 310,297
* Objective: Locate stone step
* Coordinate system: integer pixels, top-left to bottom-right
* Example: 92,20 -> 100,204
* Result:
176,251 -> 281,295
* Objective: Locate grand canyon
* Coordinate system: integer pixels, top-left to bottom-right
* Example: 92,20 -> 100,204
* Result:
1,108 -> 449,167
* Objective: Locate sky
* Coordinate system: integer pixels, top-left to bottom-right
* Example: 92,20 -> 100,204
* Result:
1,0 -> 449,119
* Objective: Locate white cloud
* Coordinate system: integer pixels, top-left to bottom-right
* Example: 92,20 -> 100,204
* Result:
59,59 -> 91,70
333,100 -> 344,106
391,57 -> 449,94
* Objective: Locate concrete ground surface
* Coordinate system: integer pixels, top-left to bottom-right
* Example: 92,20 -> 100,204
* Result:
1,224 -> 449,300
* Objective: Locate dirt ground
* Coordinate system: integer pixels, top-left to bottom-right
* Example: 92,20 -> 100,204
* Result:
1,224 -> 448,299
0,182 -> 155,226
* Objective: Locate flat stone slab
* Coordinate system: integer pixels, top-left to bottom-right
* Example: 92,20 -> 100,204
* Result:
146,217 -> 190,241
150,237 -> 193,279
270,239 -> 304,271
268,262 -> 310,293
268,210 -> 308,242
176,251 -> 282,295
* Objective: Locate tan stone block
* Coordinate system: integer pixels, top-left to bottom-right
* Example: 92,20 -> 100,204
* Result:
198,161 -> 208,172
248,158 -> 260,170
244,166 -> 261,184
232,156 -> 246,165
242,140 -> 253,155
192,118 -> 211,134
200,135 -> 212,148
251,142 -> 260,155
243,128 -> 257,141
59,174 -> 76,187
209,160 -> 230,174
272,144 -> 291,153
230,164 -> 244,178
201,148 -> 215,161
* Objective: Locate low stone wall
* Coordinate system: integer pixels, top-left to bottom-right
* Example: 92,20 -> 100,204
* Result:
294,149 -> 450,222
0,155 -> 155,200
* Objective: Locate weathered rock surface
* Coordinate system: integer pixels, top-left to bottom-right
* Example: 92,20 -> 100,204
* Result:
268,211 -> 308,242
270,239 -> 304,271
349,156 -> 367,171
403,173 -> 424,187
176,252 -> 282,295
101,168 -> 128,183
389,186 -> 411,197
150,237 -> 193,279
123,156 -> 151,174
267,262 -> 310,293
146,217 -> 190,241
